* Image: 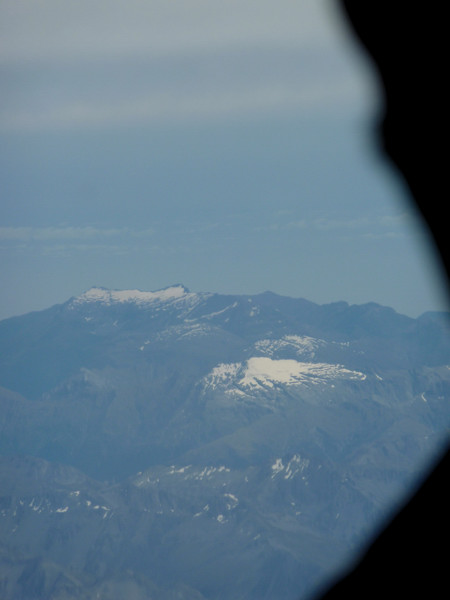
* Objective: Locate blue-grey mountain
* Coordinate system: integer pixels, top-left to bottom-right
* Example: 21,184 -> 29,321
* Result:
0,285 -> 449,599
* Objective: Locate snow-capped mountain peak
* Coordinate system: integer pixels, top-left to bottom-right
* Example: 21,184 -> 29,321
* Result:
70,284 -> 194,307
204,356 -> 366,395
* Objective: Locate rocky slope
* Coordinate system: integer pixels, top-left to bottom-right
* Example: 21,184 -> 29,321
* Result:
0,286 -> 449,599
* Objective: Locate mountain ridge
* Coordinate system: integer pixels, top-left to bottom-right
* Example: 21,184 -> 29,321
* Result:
0,284 -> 449,599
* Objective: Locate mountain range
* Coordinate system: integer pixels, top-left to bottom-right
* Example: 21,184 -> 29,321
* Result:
0,285 -> 449,599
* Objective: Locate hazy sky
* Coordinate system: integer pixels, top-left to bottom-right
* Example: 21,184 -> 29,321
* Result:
0,0 -> 448,320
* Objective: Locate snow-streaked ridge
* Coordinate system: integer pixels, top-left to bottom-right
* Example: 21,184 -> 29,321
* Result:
204,356 -> 365,392
70,284 -> 203,307
255,335 -> 325,359
254,335 -> 349,359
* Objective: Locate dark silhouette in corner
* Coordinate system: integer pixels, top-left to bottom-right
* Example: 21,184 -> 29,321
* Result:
312,3 -> 449,599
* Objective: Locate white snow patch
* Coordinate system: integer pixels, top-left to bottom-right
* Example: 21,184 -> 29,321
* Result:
204,355 -> 364,394
206,362 -> 242,388
272,454 -> 310,480
271,458 -> 284,477
200,302 -> 238,320
196,466 -> 229,479
224,493 -> 238,503
168,465 -> 192,475
254,335 -> 325,359
134,474 -> 159,487
254,334 -> 351,360
71,285 -> 209,309
239,357 -> 365,388
284,455 -> 310,480
224,493 -> 239,510
179,465 -> 231,481
177,323 -> 211,338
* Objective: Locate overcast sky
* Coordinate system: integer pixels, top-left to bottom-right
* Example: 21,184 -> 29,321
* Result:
1,0 -> 448,319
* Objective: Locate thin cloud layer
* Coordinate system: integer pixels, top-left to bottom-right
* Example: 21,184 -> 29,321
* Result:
0,0 -> 342,64
0,226 -> 158,259
0,0 -> 376,131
